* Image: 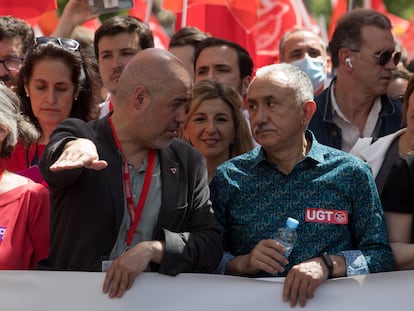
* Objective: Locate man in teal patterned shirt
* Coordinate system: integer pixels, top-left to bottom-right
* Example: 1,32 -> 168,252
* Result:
210,63 -> 394,307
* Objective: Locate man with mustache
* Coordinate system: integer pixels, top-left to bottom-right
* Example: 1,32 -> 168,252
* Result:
0,16 -> 33,92
210,63 -> 394,307
39,49 -> 222,298
94,15 -> 154,117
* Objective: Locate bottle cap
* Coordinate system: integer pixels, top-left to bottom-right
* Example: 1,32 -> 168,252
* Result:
286,217 -> 299,229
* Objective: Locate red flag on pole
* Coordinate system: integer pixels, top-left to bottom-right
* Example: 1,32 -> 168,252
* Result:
255,0 -> 316,67
163,0 -> 258,33
0,0 -> 57,26
167,0 -> 258,67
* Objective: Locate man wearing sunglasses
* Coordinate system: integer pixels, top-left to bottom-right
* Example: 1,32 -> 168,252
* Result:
309,9 -> 402,152
0,16 -> 34,92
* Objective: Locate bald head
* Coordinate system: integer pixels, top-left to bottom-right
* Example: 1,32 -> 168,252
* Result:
115,48 -> 191,104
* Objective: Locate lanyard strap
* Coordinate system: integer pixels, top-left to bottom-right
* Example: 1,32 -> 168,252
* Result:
25,143 -> 39,168
109,117 -> 156,247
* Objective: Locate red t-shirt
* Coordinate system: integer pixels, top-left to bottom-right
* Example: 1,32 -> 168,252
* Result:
0,180 -> 50,269
3,142 -> 46,173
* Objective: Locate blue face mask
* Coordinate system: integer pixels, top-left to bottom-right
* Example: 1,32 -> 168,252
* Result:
290,55 -> 326,92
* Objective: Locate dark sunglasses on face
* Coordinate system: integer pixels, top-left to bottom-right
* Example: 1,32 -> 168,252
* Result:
0,56 -> 24,71
34,36 -> 80,51
373,50 -> 401,66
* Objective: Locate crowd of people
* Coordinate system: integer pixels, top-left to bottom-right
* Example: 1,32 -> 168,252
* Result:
1,0 -> 414,307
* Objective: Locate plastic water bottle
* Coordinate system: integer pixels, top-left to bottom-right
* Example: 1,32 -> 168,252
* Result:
274,217 -> 299,257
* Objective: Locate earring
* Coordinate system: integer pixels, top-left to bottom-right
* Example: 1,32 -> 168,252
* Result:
26,93 -> 29,98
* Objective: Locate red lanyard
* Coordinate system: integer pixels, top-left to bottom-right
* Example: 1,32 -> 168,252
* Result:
109,117 -> 156,247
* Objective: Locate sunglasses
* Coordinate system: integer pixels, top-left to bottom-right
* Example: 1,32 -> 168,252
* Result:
34,36 -> 80,51
373,50 -> 401,66
350,49 -> 401,66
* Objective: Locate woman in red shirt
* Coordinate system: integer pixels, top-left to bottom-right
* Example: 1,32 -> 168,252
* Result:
0,84 -> 50,269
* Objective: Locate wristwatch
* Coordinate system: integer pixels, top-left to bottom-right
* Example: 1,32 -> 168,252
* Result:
321,252 -> 334,279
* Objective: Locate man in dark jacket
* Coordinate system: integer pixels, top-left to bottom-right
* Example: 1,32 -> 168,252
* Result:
39,49 -> 222,298
309,9 -> 402,152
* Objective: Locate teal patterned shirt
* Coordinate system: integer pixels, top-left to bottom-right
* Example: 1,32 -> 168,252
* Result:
210,131 -> 395,277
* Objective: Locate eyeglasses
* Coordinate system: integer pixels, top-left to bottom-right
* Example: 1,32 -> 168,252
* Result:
34,36 -> 80,51
350,49 -> 401,66
0,56 -> 24,71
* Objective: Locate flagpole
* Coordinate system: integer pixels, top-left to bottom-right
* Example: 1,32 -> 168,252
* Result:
294,0 -> 313,30
363,0 -> 371,8
181,0 -> 188,28
145,0 -> 153,24
348,0 -> 355,11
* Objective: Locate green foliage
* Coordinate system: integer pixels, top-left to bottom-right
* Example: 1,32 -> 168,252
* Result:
306,0 -> 413,32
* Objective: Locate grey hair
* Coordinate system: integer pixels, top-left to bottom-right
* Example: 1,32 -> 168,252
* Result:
0,83 -> 39,158
254,63 -> 314,106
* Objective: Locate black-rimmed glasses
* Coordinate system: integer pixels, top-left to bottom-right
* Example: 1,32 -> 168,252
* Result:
0,56 -> 24,71
34,36 -> 80,51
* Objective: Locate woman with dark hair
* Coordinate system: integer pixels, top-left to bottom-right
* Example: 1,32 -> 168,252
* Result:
0,83 -> 50,269
3,37 -> 100,173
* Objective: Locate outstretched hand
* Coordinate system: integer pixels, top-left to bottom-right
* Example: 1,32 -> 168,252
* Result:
49,138 -> 108,171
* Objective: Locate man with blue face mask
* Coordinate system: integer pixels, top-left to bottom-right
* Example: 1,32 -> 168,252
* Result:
279,28 -> 331,96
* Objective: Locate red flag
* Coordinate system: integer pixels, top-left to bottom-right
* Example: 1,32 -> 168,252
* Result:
173,2 -> 257,65
129,0 -> 170,49
164,0 -> 258,33
328,0 -> 347,39
0,0 -> 57,26
255,0 -> 315,67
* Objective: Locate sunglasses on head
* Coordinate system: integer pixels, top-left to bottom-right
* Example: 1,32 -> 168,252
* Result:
373,50 -> 401,66
34,36 -> 80,51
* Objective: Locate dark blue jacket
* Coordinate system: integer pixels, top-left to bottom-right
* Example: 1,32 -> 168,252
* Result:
308,78 -> 403,150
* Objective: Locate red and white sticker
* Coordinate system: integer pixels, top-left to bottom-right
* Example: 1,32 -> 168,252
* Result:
305,208 -> 348,224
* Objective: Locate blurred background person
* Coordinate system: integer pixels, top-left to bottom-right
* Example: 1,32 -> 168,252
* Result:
94,15 -> 154,117
194,37 -> 258,146
387,64 -> 413,101
0,16 -> 34,91
168,26 -> 210,80
381,154 -> 414,270
194,37 -> 253,99
182,79 -> 254,182
0,83 -> 50,270
351,75 -> 414,195
3,37 -> 100,174
279,28 -> 331,96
